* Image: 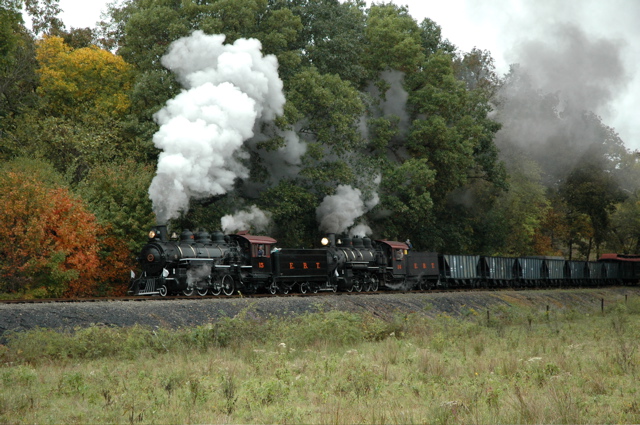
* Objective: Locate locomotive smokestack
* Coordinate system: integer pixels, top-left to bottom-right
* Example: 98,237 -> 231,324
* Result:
152,224 -> 169,242
327,233 -> 336,247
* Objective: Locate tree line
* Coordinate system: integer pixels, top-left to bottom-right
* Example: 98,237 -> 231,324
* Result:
1,0 -> 639,297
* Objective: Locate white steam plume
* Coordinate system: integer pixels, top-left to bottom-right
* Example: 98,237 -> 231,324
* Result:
349,224 -> 373,238
148,31 -> 285,223
221,205 -> 272,234
316,185 -> 379,235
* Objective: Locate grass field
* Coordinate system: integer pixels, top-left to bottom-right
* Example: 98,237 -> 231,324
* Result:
1,299 -> 639,424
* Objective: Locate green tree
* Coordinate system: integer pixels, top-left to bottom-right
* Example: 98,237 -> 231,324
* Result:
75,160 -> 156,254
560,153 -> 626,258
258,180 -> 318,247
607,194 -> 640,254
286,67 -> 365,155
23,0 -> 64,35
0,5 -> 38,130
377,158 -> 435,246
454,47 -> 501,96
363,3 -> 424,74
288,0 -> 368,87
481,148 -> 550,255
402,50 -> 504,251
418,17 -> 455,56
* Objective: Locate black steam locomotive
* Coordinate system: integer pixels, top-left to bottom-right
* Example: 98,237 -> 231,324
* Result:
129,225 -> 640,296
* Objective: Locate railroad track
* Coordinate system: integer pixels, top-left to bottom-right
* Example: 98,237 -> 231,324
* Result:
0,285 -> 599,305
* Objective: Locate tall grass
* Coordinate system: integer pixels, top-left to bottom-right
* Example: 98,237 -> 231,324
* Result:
1,299 -> 640,423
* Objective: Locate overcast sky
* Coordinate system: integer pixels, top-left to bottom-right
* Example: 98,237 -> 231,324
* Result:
52,0 -> 640,151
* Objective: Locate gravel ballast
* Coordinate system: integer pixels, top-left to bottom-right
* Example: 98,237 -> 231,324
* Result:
1,287 -> 638,341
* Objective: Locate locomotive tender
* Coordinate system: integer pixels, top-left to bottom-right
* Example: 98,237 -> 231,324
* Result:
129,225 -> 639,296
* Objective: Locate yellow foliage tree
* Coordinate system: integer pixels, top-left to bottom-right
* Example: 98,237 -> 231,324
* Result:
35,35 -> 133,119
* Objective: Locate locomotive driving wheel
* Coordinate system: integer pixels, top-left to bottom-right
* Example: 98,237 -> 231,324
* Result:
211,278 -> 222,296
221,275 -> 234,296
197,284 -> 208,296
183,287 -> 194,296
370,276 -> 379,292
353,280 -> 362,292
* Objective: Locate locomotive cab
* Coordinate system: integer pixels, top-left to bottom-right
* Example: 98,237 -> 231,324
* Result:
227,232 -> 277,293
375,240 -> 410,289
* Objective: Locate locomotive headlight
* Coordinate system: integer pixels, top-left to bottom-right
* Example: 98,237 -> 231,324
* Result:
149,230 -> 157,239
321,237 -> 329,246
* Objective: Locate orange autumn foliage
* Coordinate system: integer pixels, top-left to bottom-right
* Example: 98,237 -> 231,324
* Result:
0,170 -> 101,297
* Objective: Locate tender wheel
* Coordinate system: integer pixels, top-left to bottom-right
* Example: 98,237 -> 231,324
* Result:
158,285 -> 168,297
282,286 -> 290,295
300,282 -> 308,294
268,282 -> 278,295
222,275 -> 234,296
312,285 -> 319,294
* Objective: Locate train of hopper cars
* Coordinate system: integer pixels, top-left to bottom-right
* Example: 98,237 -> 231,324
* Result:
128,225 -> 640,297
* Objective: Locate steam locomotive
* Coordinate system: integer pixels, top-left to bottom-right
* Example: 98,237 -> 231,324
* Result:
128,225 -> 640,296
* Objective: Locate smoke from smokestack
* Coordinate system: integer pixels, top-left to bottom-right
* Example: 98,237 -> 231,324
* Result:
510,23 -> 629,115
148,31 -> 285,223
221,205 -> 272,234
349,224 -> 373,238
493,16 -> 632,184
316,185 -> 379,235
